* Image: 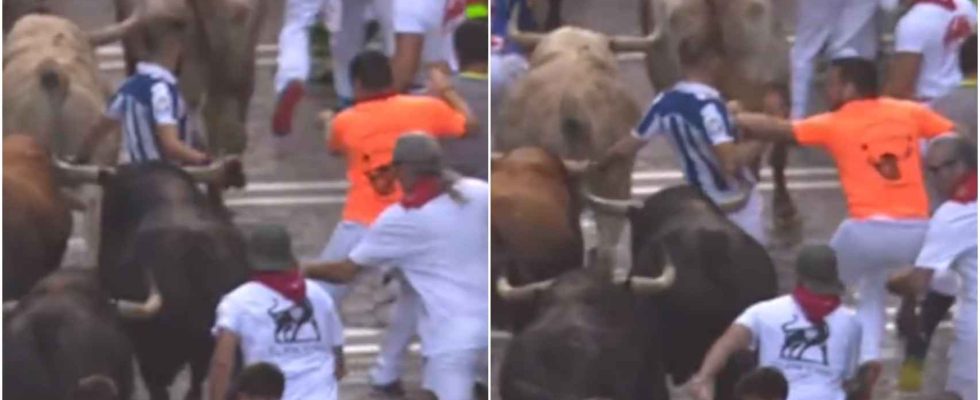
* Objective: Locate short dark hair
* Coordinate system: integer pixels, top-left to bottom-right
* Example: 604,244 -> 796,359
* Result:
734,367 -> 789,400
455,18 -> 488,68
232,363 -> 285,397
960,34 -> 977,76
830,57 -> 879,97
349,50 -> 393,92
678,37 -> 722,68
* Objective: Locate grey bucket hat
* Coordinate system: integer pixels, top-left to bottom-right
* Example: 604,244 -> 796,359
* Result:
393,132 -> 445,173
245,224 -> 298,272
796,245 -> 846,295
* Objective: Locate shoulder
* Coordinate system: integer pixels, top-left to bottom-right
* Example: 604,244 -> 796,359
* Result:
456,178 -> 489,195
932,201 -> 978,225
830,306 -> 861,330
220,282 -> 267,306
305,281 -> 339,310
746,295 -> 792,315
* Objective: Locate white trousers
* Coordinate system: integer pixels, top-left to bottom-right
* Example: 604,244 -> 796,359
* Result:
423,348 -> 488,400
331,0 -> 394,100
791,0 -> 879,119
829,218 -> 929,362
725,188 -> 767,245
275,0 -> 393,96
368,276 -> 420,386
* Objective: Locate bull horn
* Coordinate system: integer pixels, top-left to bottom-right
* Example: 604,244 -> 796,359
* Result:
626,255 -> 677,295
581,189 -> 642,216
3,300 -> 19,314
507,4 -> 545,50
114,274 -> 162,319
87,4 -> 143,46
715,188 -> 751,214
496,276 -> 554,302
609,0 -> 665,52
53,159 -> 109,184
562,159 -> 592,175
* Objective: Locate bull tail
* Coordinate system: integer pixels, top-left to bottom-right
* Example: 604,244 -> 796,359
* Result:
558,93 -> 593,160
38,59 -> 70,157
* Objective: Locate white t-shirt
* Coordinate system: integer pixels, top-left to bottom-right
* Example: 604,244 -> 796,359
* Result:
735,296 -> 861,400
916,200 -> 978,381
394,0 -> 465,82
894,0 -> 978,100
350,178 -> 489,356
213,280 -> 344,400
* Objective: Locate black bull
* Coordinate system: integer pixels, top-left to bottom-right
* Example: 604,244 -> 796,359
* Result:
95,162 -> 248,400
499,185 -> 777,400
4,269 -> 134,400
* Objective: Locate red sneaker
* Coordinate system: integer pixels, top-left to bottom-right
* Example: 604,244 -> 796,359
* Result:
272,81 -> 304,136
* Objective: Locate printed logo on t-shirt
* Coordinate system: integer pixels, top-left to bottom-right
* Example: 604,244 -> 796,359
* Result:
860,134 -> 915,182
267,299 -> 322,344
779,314 -> 831,366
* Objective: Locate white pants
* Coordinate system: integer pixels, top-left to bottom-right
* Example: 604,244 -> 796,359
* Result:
331,0 -> 394,100
315,220 -> 368,303
275,0 -> 392,95
829,218 -> 929,362
791,0 -> 879,118
423,348 -> 488,400
368,276 -> 420,386
725,189 -> 767,245
947,315 -> 978,400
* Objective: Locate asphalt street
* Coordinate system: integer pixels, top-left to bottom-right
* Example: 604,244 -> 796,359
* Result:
490,1 -> 956,400
22,0 -> 960,398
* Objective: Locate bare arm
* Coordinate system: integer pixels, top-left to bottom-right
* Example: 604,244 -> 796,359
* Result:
76,116 -> 120,163
688,324 -> 753,400
304,259 -> 361,283
428,68 -> 476,134
734,113 -> 798,144
599,134 -> 646,169
713,141 -> 770,178
207,329 -> 240,400
157,125 -> 209,165
884,53 -> 923,100
392,33 -> 425,92
887,267 -> 934,297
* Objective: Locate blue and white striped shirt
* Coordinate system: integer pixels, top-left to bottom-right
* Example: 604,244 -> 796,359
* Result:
633,81 -> 756,204
105,62 -> 190,164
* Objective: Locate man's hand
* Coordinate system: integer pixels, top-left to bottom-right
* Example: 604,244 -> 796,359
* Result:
427,66 -> 454,98
896,297 -> 920,339
687,374 -> 715,400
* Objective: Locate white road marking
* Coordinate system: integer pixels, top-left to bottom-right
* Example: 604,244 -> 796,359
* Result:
244,180 -> 350,192
345,342 -> 421,356
632,167 -> 837,180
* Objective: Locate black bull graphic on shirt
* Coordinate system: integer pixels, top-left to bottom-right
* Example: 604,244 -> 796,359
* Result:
267,298 -> 321,344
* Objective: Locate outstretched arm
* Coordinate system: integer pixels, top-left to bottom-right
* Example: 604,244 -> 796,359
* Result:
688,324 -> 753,400
734,113 -> 798,144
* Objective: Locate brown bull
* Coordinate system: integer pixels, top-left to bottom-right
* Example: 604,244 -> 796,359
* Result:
491,147 -> 585,330
3,135 -> 74,301
497,10 -> 657,251
114,0 -> 267,155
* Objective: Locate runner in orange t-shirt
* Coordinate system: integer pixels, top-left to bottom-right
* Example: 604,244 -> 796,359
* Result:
733,58 -> 954,380
315,50 -> 471,301
313,50 -> 472,394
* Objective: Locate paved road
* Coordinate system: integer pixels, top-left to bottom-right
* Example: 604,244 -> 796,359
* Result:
490,1 -> 956,400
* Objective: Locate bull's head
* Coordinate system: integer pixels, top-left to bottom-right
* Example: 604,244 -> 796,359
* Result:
53,156 -> 246,189
507,6 -> 664,72
496,246 -> 677,302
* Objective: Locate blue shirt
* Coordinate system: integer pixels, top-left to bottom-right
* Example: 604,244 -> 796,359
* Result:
105,62 -> 190,164
633,81 -> 755,204
491,0 -> 538,54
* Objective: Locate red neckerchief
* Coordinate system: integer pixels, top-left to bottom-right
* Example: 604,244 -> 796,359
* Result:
355,91 -> 397,104
253,269 -> 307,304
401,176 -> 444,209
792,285 -> 841,324
951,171 -> 978,203
917,0 -> 956,10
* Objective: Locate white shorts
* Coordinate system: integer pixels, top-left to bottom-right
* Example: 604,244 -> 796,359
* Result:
726,188 -> 766,245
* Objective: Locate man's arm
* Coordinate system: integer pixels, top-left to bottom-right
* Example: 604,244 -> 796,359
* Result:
688,324 -> 753,400
157,125 -> 209,165
884,53 -> 923,100
207,329 -> 240,400
304,259 -> 361,283
599,135 -> 646,169
76,115 -> 120,163
392,33 -> 425,92
734,113 -> 798,144
429,68 -> 477,134
712,141 -> 770,178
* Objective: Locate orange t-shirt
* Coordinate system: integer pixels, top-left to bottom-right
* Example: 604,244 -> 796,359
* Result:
793,98 -> 954,220
329,94 -> 467,225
